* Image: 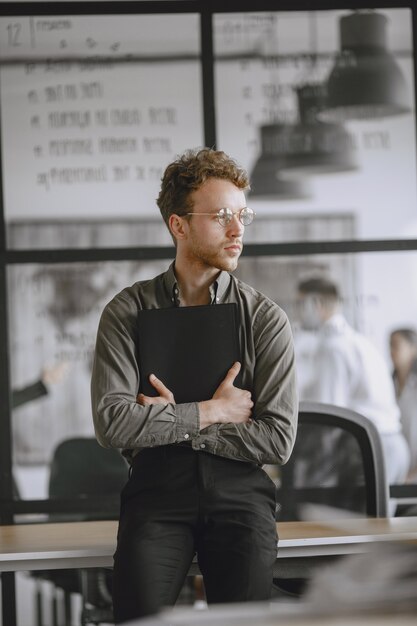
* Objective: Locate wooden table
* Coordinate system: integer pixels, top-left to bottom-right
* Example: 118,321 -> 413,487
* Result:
1,516 -> 417,624
1,516 -> 417,573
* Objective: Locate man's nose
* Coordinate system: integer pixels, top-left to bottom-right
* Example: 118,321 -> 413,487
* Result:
227,212 -> 244,236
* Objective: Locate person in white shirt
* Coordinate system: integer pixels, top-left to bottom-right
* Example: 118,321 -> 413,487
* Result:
296,277 -> 410,487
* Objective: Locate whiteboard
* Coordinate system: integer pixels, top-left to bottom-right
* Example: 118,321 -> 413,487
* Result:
0,13 -> 204,220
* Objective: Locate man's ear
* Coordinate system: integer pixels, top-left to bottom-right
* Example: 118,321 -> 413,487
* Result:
169,214 -> 187,241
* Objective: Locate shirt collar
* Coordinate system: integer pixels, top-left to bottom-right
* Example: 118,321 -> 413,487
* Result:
164,261 -> 230,306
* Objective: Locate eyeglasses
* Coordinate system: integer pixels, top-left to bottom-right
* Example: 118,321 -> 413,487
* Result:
185,207 -> 255,227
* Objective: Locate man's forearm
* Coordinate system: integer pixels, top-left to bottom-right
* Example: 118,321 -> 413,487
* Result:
199,399 -> 228,429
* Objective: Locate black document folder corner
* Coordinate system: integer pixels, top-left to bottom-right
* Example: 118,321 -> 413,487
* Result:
137,303 -> 242,404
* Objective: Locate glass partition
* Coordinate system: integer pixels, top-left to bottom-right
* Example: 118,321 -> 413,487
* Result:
8,251 -> 417,498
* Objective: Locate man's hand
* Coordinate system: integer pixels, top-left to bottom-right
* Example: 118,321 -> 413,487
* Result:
137,374 -> 175,406
199,362 -> 253,429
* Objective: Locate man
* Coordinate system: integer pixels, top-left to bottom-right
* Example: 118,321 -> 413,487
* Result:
91,147 -> 298,622
296,276 -> 410,486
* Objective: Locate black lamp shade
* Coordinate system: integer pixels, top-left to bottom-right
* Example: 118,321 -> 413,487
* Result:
279,84 -> 358,177
318,11 -> 410,121
250,134 -> 312,200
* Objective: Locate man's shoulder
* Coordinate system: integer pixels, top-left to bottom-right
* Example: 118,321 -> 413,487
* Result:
104,271 -> 166,315
231,274 -> 288,319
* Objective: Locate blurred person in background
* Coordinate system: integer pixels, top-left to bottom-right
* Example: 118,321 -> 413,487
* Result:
296,277 -> 410,487
390,328 -> 417,483
11,361 -> 69,409
11,361 -> 70,497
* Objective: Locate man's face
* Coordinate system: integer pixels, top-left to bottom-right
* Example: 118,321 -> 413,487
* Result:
180,178 -> 246,273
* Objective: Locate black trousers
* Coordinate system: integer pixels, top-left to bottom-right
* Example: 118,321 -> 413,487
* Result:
112,444 -> 278,623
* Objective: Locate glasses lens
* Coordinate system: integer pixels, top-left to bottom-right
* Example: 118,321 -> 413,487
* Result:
217,207 -> 233,226
239,207 -> 254,225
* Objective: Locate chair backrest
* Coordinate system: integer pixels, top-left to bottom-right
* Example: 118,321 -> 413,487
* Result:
48,437 -> 128,518
276,401 -> 389,520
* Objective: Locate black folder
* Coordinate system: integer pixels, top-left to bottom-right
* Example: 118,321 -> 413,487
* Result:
137,303 -> 242,404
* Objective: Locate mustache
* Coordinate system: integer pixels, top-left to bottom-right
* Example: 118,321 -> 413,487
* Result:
224,240 -> 243,248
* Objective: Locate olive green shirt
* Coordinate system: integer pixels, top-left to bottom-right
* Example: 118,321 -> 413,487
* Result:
91,262 -> 298,466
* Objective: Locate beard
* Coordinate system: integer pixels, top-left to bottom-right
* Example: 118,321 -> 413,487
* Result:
186,238 -> 241,273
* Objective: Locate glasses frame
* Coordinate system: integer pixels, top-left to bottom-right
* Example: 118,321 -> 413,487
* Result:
185,206 -> 255,227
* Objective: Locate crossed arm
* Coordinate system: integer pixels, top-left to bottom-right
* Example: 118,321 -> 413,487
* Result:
92,296 -> 298,465
137,361 -> 253,430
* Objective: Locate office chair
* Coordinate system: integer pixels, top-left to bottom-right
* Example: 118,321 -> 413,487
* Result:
273,401 -> 389,597
276,401 -> 389,520
35,437 -> 128,626
48,437 -> 128,507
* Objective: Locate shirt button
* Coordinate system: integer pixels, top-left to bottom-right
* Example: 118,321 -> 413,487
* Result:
200,443 -> 206,449
184,433 -> 190,439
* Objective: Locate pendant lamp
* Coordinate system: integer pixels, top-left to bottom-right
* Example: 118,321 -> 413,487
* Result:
278,83 -> 358,177
249,123 -> 312,199
318,11 -> 410,122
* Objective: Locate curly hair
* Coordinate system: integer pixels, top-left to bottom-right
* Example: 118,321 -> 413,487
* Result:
156,148 -> 250,233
